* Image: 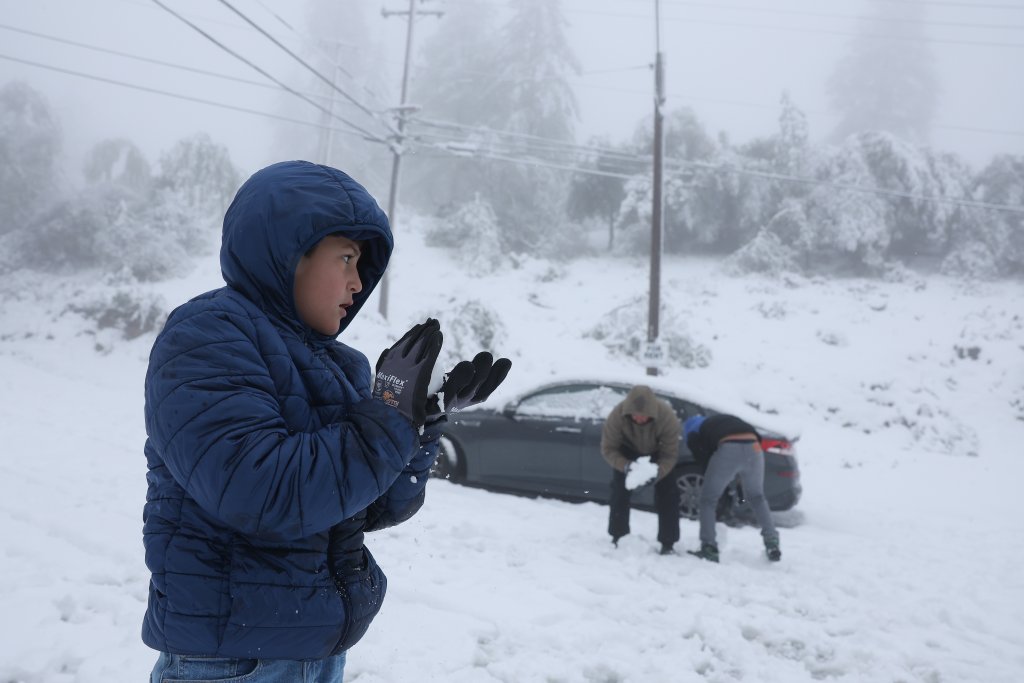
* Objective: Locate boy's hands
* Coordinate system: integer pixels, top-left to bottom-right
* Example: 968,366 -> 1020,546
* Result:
373,318 -> 443,427
425,352 -> 512,423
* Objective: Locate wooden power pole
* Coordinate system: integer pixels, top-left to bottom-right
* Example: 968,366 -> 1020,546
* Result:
378,0 -> 442,319
647,0 -> 666,376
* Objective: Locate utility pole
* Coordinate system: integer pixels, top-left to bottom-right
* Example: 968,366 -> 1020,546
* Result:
378,0 -> 443,319
646,0 -> 666,376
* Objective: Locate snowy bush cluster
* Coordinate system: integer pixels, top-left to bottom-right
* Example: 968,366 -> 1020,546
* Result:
64,288 -> 167,342
0,82 -> 239,286
0,82 -> 241,343
419,298 -> 508,371
584,297 -> 712,369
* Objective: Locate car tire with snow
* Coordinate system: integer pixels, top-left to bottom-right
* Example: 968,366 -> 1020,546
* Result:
431,435 -> 465,482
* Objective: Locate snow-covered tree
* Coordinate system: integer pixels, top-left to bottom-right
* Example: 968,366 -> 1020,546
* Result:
944,154 -> 1024,277
408,0 -> 580,253
155,133 -> 239,216
264,0 -> 391,198
827,0 -> 938,144
775,91 -> 810,176
567,137 -> 629,249
83,138 -> 151,194
427,195 -> 505,274
0,81 -> 60,235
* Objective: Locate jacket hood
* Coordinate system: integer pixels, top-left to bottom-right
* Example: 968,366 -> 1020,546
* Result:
220,160 -> 392,340
623,385 -> 659,418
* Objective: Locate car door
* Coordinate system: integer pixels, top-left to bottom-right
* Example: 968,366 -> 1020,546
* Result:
470,384 -> 593,496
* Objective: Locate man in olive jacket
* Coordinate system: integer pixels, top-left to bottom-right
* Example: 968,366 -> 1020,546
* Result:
601,385 -> 681,554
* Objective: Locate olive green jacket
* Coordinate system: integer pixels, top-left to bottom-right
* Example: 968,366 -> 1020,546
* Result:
600,385 -> 680,481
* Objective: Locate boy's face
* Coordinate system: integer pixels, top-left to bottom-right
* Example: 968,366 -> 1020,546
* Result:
294,234 -> 363,336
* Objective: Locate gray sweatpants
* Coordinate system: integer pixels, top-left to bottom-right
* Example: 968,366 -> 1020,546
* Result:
699,441 -> 778,545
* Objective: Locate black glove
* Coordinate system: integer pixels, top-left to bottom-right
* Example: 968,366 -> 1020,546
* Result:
425,352 -> 512,422
373,318 -> 443,427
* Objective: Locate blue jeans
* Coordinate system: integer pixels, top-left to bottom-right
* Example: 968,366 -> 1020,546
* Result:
150,652 -> 346,683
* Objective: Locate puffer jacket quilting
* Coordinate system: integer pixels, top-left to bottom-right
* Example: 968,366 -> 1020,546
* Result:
141,161 -> 434,659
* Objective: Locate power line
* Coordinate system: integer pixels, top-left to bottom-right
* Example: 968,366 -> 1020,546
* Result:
4,47 -> 1020,217
594,0 -> 1024,14
407,121 -> 1024,216
213,0 -> 394,134
444,0 -> 1024,47
148,0 -> 388,143
601,0 -> 1024,26
0,52 -> 373,140
0,22 -> 283,94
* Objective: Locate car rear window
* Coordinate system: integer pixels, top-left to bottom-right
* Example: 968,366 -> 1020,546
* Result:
516,385 -> 628,420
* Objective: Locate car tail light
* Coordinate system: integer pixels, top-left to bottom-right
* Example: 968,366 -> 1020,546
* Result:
761,438 -> 795,456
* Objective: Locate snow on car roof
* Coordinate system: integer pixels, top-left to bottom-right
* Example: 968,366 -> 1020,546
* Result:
492,368 -> 801,438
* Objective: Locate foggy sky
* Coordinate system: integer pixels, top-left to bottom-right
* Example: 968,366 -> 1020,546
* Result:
1,0 -> 1022,182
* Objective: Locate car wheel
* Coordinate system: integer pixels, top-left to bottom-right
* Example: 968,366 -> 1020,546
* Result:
675,465 -> 703,519
431,436 -> 464,482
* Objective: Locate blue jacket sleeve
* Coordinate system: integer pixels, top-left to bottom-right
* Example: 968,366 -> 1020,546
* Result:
145,307 -> 419,541
363,424 -> 441,532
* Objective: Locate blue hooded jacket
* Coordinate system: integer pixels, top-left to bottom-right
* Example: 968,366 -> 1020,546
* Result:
142,161 -> 436,659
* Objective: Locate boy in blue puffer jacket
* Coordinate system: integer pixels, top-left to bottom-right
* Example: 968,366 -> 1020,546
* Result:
142,161 -> 509,683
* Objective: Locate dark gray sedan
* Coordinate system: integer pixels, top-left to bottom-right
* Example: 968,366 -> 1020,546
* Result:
433,379 -> 802,519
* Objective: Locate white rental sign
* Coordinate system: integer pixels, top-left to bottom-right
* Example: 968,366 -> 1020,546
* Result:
640,340 -> 668,368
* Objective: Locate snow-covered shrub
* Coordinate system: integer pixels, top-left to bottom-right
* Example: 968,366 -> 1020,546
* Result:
94,205 -> 193,282
17,184 -> 139,272
420,299 -> 507,369
964,154 -> 1024,276
13,183 -> 197,281
65,288 -> 167,340
428,196 -> 507,274
726,229 -> 799,276
940,241 -> 1000,280
585,297 -> 711,368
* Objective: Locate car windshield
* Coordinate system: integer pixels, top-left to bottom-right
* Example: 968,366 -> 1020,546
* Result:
515,385 -> 627,420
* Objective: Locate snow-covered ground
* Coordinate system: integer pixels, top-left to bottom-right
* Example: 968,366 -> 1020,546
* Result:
1,221 -> 1023,682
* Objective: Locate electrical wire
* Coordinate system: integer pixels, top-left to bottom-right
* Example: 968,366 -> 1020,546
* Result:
148,0 -> 388,143
0,22 -> 297,95
596,0 -> 1024,28
241,0 -> 391,109
0,52 -> 374,141
443,0 -> 1024,48
213,0 -> 395,134
406,124 -> 1024,216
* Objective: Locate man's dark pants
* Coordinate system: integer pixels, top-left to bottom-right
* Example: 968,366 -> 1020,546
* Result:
608,469 -> 680,547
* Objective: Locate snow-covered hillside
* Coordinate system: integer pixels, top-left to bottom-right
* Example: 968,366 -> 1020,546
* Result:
1,220 -> 1022,682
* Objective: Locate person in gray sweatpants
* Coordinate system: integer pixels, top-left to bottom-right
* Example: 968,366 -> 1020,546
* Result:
683,414 -> 780,563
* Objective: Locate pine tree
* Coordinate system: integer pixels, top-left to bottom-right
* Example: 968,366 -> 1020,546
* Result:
0,81 -> 60,235
827,0 -> 938,144
407,0 -> 581,252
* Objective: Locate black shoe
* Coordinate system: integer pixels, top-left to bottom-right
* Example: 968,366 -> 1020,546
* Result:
659,544 -> 675,555
611,535 -> 622,548
687,542 -> 719,563
765,538 -> 781,562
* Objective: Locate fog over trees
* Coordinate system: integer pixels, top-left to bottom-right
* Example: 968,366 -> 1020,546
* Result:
0,0 -> 1021,286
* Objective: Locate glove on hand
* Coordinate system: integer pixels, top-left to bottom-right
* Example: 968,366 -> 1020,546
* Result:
373,318 -> 443,427
425,352 -> 512,423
